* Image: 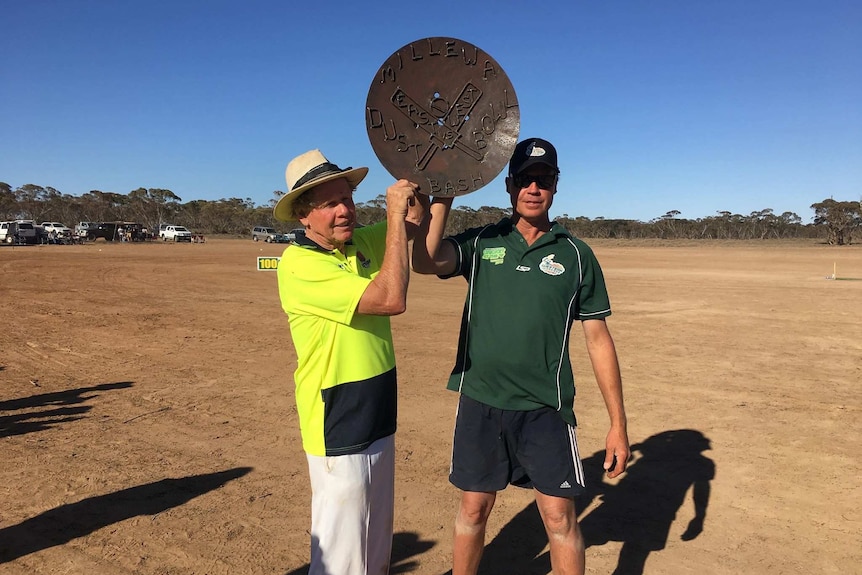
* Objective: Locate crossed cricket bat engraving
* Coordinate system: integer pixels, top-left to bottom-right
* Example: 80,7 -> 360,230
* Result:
390,82 -> 485,170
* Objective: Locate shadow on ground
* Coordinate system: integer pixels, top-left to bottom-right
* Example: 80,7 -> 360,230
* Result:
0,467 -> 252,563
0,381 -> 133,438
438,429 -> 715,575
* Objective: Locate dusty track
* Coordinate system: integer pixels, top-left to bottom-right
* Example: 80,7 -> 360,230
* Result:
1,238 -> 860,574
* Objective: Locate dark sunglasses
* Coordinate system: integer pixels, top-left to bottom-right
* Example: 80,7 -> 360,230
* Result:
512,173 -> 557,189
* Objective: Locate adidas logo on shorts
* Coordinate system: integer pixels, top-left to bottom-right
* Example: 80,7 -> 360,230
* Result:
559,480 -> 571,489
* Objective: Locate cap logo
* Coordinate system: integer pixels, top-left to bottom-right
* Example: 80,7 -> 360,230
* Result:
526,142 -> 547,157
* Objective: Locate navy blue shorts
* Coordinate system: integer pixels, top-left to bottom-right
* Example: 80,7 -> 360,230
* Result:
450,394 -> 586,497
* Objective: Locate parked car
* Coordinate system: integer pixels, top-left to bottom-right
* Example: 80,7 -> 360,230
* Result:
159,225 -> 193,242
0,221 -> 14,243
284,228 -> 306,242
74,221 -> 99,239
88,222 -> 120,241
0,221 -> 22,244
40,222 -> 73,241
0,220 -> 38,244
252,226 -> 279,242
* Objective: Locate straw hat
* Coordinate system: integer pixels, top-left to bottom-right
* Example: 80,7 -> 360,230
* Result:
273,149 -> 368,222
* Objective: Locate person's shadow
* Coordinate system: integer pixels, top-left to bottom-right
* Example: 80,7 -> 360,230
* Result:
0,467 -> 252,563
578,429 -> 715,574
0,381 -> 134,438
452,429 -> 714,575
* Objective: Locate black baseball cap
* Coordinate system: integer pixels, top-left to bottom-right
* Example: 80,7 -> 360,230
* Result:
508,138 -> 560,176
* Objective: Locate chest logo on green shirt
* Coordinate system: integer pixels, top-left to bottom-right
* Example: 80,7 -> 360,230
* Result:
539,254 -> 565,276
481,247 -> 506,265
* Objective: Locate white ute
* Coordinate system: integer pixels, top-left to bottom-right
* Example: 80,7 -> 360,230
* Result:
40,222 -> 73,239
159,225 -> 193,242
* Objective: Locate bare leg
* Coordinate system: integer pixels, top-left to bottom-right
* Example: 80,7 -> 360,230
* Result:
453,491 -> 496,575
534,490 -> 584,575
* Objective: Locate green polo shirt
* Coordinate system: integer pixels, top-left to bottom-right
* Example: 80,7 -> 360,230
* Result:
277,222 -> 397,456
442,218 -> 611,426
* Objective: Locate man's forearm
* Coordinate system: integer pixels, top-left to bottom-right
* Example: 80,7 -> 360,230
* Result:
412,198 -> 452,274
356,214 -> 410,316
377,213 -> 410,312
592,347 -> 627,428
584,321 -> 627,428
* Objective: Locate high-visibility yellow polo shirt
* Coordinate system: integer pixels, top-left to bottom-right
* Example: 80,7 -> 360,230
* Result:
277,222 -> 397,456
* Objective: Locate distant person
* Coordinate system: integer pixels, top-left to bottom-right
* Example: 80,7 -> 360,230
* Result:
275,149 -> 425,575
412,137 -> 630,575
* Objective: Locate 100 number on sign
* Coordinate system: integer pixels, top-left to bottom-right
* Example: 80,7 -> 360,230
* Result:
257,257 -> 281,271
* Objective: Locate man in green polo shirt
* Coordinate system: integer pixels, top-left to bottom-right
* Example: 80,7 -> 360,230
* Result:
275,149 -> 423,575
412,137 -> 630,575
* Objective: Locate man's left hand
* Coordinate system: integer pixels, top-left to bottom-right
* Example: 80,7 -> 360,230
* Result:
603,426 -> 630,478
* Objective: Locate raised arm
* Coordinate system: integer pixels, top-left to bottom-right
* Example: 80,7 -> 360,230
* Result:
411,196 -> 458,276
582,318 -> 630,478
356,179 -> 418,316
404,187 -> 428,242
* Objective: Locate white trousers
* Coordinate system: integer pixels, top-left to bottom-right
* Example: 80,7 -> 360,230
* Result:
306,434 -> 395,575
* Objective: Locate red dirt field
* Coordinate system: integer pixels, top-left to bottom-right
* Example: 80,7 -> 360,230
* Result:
1,238 -> 860,574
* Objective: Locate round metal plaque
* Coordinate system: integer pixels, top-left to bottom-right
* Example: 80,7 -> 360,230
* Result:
365,37 -> 520,197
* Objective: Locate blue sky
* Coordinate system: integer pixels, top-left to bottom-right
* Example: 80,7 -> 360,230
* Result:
2,0 -> 860,223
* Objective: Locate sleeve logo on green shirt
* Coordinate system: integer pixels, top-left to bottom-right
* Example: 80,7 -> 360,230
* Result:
539,254 -> 566,276
481,247 -> 506,265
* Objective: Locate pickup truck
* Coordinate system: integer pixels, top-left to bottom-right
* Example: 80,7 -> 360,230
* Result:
0,220 -> 37,244
159,225 -> 193,242
87,222 -> 121,241
40,222 -> 73,241
74,222 -> 99,239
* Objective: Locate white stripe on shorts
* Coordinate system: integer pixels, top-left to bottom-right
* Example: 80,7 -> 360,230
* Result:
567,424 -> 586,488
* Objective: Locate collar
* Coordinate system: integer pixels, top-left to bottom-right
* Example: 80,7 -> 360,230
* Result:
499,217 -> 572,240
293,232 -> 354,253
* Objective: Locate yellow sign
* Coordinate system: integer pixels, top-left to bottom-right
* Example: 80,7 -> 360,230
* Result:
257,256 -> 281,271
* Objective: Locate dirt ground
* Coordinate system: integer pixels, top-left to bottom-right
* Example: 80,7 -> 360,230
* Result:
1,237 -> 860,575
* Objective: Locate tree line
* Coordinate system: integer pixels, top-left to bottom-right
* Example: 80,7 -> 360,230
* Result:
1,182 -> 859,244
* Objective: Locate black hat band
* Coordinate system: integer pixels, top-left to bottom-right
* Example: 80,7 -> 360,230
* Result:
292,163 -> 352,191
